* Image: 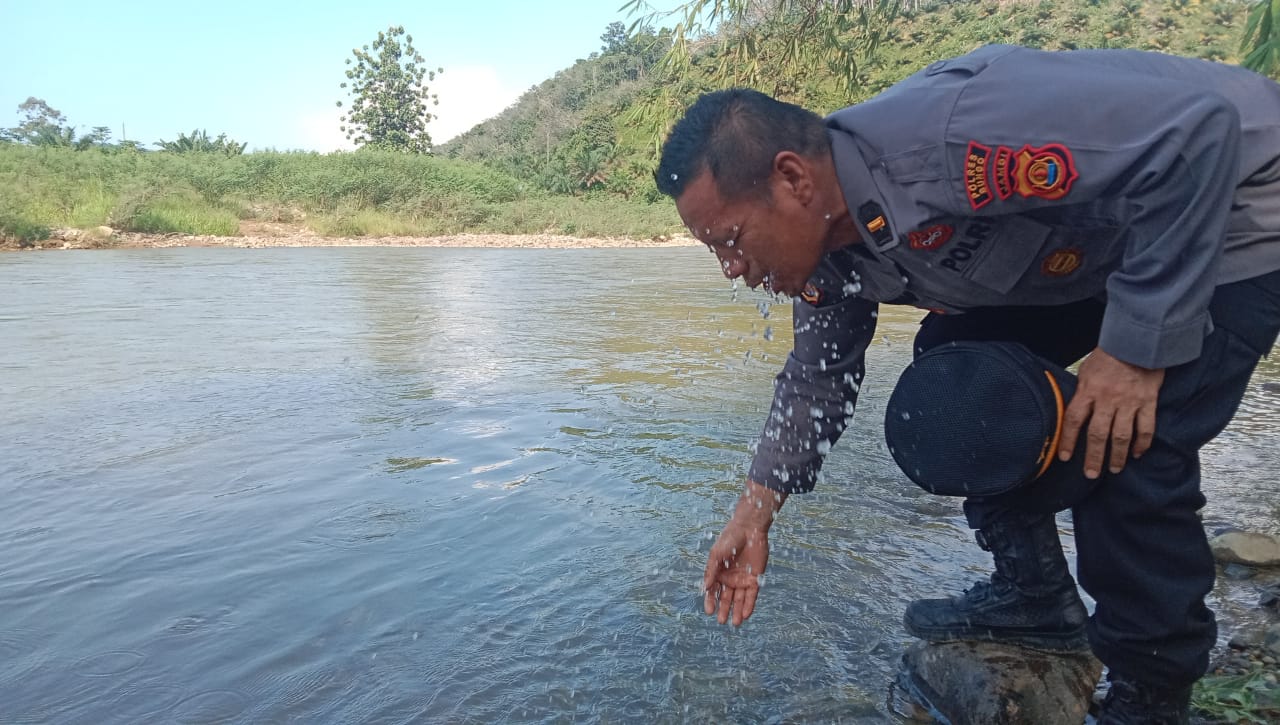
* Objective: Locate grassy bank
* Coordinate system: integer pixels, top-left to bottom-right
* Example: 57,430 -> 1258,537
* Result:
0,145 -> 681,245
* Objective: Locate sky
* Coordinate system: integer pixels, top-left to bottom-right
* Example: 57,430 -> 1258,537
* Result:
0,0 -> 646,152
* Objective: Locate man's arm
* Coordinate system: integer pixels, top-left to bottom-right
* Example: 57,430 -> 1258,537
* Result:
747,293 -> 879,494
702,290 -> 877,626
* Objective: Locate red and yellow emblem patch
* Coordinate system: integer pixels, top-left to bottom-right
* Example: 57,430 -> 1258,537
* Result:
966,141 -> 1079,207
1041,248 -> 1083,277
908,224 -> 954,251
801,283 -> 822,305
1012,144 -> 1078,201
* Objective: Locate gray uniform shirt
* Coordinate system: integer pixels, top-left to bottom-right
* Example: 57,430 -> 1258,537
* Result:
749,44 -> 1280,494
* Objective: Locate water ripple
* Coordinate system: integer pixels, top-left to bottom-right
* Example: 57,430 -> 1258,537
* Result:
171,689 -> 249,723
73,649 -> 147,678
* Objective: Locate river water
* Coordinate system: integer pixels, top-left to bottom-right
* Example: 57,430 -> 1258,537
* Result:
1,247 -> 1277,723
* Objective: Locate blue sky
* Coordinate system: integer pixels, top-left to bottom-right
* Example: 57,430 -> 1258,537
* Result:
0,0 -> 644,151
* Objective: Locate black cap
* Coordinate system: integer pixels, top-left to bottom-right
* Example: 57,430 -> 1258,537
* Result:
884,341 -> 1097,513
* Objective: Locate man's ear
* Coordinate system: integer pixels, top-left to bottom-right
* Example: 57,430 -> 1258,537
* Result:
772,151 -> 815,205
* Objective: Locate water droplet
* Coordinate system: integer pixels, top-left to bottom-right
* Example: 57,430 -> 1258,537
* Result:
824,213 -> 832,220
901,411 -> 911,420
726,239 -> 736,247
843,282 -> 862,295
817,440 -> 832,455
671,173 -> 679,180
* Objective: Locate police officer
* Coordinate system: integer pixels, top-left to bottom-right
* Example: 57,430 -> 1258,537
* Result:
657,44 -> 1280,723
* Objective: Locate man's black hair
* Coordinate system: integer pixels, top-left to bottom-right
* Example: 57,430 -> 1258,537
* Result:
655,88 -> 830,200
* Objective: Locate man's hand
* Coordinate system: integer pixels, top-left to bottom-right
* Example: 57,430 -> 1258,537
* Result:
703,480 -> 786,626
1058,346 -> 1165,478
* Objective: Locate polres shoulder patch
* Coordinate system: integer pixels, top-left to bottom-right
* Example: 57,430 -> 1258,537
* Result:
965,141 -> 1078,208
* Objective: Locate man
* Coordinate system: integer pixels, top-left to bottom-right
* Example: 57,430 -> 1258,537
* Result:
656,44 -> 1280,723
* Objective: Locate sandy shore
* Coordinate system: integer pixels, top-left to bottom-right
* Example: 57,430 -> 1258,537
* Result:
3,222 -> 699,251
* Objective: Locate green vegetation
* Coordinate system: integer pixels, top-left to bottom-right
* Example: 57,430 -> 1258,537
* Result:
1192,670 -> 1280,724
447,0 -> 1261,201
0,144 -> 678,245
156,129 -> 247,156
338,25 -> 442,153
1242,0 -> 1280,75
3,0 -> 1274,248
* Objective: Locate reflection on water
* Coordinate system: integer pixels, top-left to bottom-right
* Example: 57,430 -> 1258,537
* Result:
0,247 -> 1276,722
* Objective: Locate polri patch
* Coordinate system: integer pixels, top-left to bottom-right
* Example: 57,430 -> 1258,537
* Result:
1012,144 -> 1077,201
965,142 -> 993,210
908,224 -> 954,251
1041,248 -> 1083,277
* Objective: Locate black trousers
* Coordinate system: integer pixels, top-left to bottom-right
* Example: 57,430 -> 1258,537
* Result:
912,270 -> 1280,687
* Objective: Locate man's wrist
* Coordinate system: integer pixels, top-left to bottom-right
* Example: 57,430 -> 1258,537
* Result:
733,479 -> 787,529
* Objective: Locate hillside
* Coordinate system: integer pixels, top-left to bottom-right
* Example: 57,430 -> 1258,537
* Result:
443,0 -> 1257,200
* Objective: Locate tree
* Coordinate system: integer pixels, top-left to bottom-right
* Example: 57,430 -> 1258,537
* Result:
1242,0 -> 1280,78
3,97 -> 70,145
601,21 -> 629,53
0,97 -> 114,149
337,25 -> 442,153
156,129 -> 247,155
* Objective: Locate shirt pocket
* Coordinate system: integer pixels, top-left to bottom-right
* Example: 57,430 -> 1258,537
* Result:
959,215 -> 1052,294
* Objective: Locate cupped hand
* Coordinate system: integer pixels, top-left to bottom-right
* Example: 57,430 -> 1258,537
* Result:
1057,346 -> 1165,478
702,519 -> 771,626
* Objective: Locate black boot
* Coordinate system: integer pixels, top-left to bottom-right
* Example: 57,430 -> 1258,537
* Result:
1097,672 -> 1191,724
903,512 -> 1089,651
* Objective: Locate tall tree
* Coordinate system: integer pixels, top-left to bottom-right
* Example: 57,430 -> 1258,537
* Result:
3,97 -> 69,145
338,25 -> 442,153
1242,0 -> 1280,78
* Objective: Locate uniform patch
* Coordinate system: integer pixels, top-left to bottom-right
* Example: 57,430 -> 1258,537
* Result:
908,224 -> 954,251
992,146 -> 1015,200
1041,248 -> 1083,277
801,283 -> 823,305
1012,144 -> 1077,201
965,142 -> 993,210
857,201 -> 894,247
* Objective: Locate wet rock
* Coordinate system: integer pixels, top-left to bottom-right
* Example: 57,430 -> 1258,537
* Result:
1262,381 -> 1280,394
1266,624 -> 1280,657
1230,628 -> 1265,650
1222,563 -> 1257,580
1210,532 -> 1280,567
896,641 -> 1101,724
1260,584 -> 1280,610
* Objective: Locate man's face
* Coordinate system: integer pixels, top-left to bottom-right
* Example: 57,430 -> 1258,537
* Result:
674,167 -> 829,298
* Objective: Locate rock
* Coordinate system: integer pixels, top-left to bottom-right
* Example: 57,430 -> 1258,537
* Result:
1266,624 -> 1280,657
94,226 -> 115,238
1261,585 -> 1280,610
1222,563 -> 1257,580
1262,381 -> 1280,394
1229,628 -> 1265,650
1210,532 -> 1280,567
895,641 -> 1101,724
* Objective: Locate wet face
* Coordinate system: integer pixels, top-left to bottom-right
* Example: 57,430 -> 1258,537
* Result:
673,154 -> 838,298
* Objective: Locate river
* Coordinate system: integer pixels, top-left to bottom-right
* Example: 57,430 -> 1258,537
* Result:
2,247 -> 1277,723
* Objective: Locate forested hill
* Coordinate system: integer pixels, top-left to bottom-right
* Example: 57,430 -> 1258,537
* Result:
441,0 -> 1257,202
